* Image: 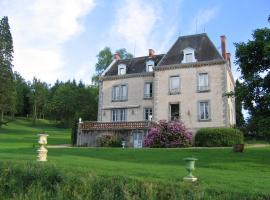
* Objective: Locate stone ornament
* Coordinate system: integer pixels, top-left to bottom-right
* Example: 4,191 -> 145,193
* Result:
183,157 -> 198,182
37,134 -> 49,162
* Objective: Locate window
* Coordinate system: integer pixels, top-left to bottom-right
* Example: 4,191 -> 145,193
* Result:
118,64 -> 126,75
169,76 -> 180,94
144,108 -> 153,121
199,101 -> 210,120
146,60 -> 154,72
170,103 -> 180,120
112,109 -> 127,122
182,47 -> 197,63
112,85 -> 128,101
144,82 -> 153,98
198,73 -> 209,91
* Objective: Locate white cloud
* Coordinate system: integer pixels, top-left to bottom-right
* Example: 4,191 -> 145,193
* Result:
108,0 -> 160,56
0,0 -> 95,83
189,6 -> 219,34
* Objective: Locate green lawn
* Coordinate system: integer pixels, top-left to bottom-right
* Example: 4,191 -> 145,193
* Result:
0,118 -> 270,196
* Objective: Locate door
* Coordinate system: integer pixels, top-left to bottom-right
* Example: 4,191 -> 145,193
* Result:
133,131 -> 143,148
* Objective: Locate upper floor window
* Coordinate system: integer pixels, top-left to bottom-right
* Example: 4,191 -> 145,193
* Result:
169,76 -> 180,94
112,109 -> 127,122
181,47 -> 197,63
112,85 -> 127,101
198,73 -> 209,91
144,82 -> 153,98
118,64 -> 126,75
198,101 -> 210,121
144,108 -> 153,121
146,60 -> 154,72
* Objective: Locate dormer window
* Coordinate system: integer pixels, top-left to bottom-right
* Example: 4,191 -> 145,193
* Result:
181,47 -> 197,63
118,64 -> 126,75
146,60 -> 154,72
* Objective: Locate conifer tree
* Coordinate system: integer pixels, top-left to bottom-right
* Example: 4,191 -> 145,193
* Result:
0,16 -> 16,122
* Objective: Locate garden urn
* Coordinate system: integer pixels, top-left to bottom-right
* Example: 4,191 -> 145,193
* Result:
37,134 -> 49,162
183,157 -> 198,182
122,141 -> 126,148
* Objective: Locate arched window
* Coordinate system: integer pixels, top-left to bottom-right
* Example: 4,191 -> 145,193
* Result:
146,60 -> 154,72
181,47 -> 197,63
118,64 -> 126,75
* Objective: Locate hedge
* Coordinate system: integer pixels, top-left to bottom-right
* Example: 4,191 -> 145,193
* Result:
195,127 -> 244,147
0,162 -> 268,200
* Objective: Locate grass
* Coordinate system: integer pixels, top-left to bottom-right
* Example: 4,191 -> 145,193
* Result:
0,118 -> 270,197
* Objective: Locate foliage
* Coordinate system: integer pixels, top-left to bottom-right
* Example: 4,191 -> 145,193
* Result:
0,16 -> 16,122
97,134 -> 122,147
195,127 -> 244,147
235,80 -> 246,128
0,162 -> 269,200
92,47 -> 133,85
144,120 -> 192,148
71,119 -> 78,146
234,20 -> 270,139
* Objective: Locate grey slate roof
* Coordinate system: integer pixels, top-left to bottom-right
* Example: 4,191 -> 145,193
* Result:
104,33 -> 223,76
158,33 -> 223,66
105,54 -> 164,76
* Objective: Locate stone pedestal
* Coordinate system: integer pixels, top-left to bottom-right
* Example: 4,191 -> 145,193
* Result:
37,134 -> 49,162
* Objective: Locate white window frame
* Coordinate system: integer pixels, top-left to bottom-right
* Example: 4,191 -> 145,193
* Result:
198,73 -> 209,92
144,108 -> 153,121
111,109 -> 127,122
169,102 -> 180,121
118,64 -> 126,75
146,60 -> 154,72
169,76 -> 180,94
181,47 -> 197,63
198,101 -> 210,121
144,82 -> 153,98
112,84 -> 128,101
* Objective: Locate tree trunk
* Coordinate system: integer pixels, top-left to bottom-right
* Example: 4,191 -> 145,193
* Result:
33,102 -> 37,125
1,111 -> 3,122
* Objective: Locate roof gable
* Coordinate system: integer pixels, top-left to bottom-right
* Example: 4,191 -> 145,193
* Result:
158,33 -> 223,66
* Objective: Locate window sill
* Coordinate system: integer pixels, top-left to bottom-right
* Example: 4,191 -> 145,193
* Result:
198,118 -> 212,122
197,89 -> 210,93
143,97 -> 153,100
111,99 -> 128,102
169,92 -> 181,95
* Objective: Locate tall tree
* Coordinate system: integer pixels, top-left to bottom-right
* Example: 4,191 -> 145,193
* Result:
0,16 -> 15,122
235,80 -> 245,128
91,47 -> 133,85
234,17 -> 270,139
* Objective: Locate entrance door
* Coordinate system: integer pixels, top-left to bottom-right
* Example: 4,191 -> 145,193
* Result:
133,131 -> 143,148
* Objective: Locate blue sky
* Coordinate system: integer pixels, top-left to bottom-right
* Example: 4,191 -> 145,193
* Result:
0,0 -> 269,84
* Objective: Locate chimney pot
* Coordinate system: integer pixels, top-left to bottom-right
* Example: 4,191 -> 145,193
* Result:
220,35 -> 227,60
149,49 -> 155,57
114,53 -> 121,60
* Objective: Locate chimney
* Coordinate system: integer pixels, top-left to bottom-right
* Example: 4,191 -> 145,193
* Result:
220,35 -> 227,60
226,52 -> 231,68
114,53 -> 121,60
149,49 -> 155,57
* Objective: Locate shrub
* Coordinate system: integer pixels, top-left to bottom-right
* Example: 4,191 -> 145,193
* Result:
195,127 -> 244,147
144,120 -> 193,148
98,134 -> 122,147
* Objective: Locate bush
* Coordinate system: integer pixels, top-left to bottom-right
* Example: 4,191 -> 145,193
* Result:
195,127 -> 244,147
71,119 -> 78,146
98,134 -> 122,147
144,120 -> 193,148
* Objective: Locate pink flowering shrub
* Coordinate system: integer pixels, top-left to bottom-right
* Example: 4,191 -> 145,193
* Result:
143,120 -> 193,148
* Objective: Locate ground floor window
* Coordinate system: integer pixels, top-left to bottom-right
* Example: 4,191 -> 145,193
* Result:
170,103 -> 180,120
144,108 -> 153,121
111,109 -> 127,122
199,101 -> 210,120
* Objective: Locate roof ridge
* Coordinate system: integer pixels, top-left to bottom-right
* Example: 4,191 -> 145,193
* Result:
118,54 -> 165,62
178,33 -> 207,39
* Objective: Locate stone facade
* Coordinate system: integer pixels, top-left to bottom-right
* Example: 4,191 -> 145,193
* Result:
77,33 -> 236,147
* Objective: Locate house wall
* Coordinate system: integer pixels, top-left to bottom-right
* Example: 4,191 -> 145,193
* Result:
100,75 -> 154,122
154,63 -> 229,132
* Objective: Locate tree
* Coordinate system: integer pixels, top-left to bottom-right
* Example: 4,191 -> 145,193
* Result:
91,47 -> 133,85
0,16 -> 15,123
235,80 -> 245,128
234,18 -> 270,139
